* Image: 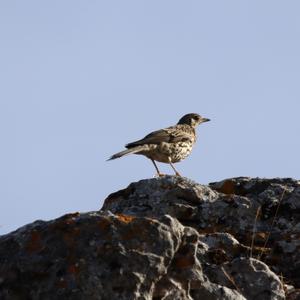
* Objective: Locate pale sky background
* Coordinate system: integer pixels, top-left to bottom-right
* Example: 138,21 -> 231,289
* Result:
1,1 -> 299,235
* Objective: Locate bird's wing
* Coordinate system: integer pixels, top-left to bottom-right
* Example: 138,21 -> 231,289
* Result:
125,126 -> 192,148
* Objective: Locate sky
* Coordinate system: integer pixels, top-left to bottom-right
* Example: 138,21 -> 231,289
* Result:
0,1 -> 299,235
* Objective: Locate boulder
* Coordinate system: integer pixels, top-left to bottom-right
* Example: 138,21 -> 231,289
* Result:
0,176 -> 299,299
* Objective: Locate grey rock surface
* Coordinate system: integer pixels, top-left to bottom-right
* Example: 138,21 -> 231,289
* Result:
0,176 -> 299,299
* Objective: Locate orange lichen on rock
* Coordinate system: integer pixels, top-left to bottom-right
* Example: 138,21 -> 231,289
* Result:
217,180 -> 236,195
117,214 -> 135,224
175,255 -> 195,269
25,230 -> 43,253
63,226 -> 81,247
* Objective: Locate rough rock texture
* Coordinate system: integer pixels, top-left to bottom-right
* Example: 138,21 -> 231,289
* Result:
0,176 -> 299,299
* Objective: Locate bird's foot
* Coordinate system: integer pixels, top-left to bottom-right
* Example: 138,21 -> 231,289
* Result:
154,173 -> 165,177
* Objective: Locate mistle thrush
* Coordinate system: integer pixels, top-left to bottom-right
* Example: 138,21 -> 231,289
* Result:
108,113 -> 210,176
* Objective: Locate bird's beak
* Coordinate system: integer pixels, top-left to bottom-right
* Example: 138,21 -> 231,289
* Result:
201,118 -> 210,123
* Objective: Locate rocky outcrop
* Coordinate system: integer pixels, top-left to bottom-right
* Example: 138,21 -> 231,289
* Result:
0,176 -> 299,299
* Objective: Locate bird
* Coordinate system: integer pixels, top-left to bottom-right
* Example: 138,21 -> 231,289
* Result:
108,113 -> 210,177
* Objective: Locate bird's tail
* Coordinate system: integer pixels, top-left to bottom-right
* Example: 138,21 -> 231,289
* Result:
107,145 -> 146,160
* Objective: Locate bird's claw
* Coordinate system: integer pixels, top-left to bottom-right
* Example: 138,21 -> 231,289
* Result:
154,173 -> 165,178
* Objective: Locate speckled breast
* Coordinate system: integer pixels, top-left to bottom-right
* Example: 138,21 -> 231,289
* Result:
144,141 -> 194,163
167,141 -> 194,162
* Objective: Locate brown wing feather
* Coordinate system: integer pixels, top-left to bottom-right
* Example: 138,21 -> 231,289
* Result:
126,126 -> 193,148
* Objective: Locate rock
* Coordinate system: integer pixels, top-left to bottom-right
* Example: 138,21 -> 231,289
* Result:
104,176 -> 300,291
0,212 -> 185,300
0,176 -> 299,299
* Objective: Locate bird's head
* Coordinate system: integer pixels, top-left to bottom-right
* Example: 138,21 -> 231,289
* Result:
177,113 -> 210,128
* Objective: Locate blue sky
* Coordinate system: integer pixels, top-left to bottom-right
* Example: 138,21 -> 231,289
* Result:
1,1 -> 299,234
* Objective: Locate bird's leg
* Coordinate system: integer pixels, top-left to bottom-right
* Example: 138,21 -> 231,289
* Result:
151,159 -> 164,177
168,158 -> 182,177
